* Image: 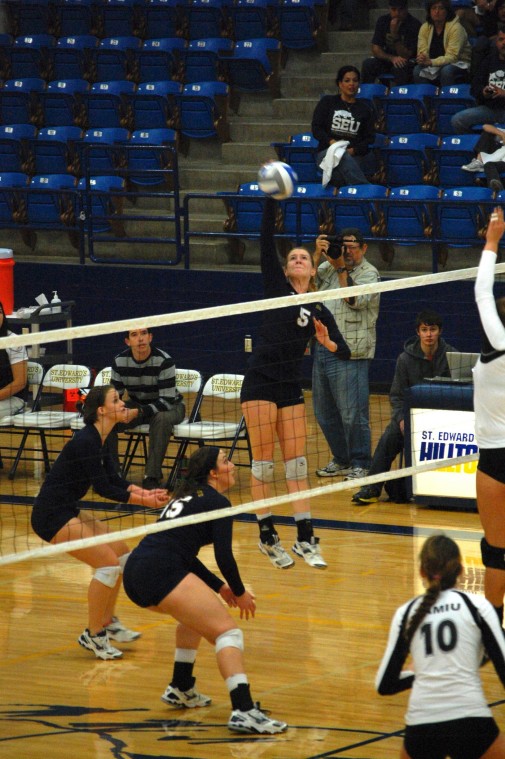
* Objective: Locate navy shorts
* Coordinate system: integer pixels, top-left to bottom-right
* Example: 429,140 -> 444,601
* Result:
31,500 -> 80,542
478,447 -> 505,485
404,717 -> 499,759
122,549 -> 189,608
240,368 -> 304,409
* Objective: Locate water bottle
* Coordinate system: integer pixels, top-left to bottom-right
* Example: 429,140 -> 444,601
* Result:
51,291 -> 61,314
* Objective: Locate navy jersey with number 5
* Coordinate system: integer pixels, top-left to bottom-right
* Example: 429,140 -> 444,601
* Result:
247,198 -> 350,382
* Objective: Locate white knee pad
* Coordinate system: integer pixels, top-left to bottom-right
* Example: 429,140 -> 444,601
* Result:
215,628 -> 244,654
93,565 -> 121,588
251,460 -> 274,483
285,456 -> 307,481
118,552 -> 131,572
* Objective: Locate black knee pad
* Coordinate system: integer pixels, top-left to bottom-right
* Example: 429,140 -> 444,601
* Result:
481,537 -> 505,571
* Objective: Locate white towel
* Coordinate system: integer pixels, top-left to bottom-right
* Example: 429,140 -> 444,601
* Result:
319,140 -> 349,187
481,145 -> 505,165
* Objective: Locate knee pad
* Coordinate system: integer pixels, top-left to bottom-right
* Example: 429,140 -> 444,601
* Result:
251,460 -> 274,483
215,628 -> 244,654
118,552 -> 131,572
481,538 -> 505,571
93,565 -> 121,588
285,456 -> 307,481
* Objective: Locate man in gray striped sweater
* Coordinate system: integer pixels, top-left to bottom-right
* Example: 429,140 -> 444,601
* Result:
108,328 -> 185,489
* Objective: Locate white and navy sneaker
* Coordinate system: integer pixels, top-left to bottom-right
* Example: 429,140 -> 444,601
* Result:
228,706 -> 287,734
161,684 -> 212,708
105,616 -> 141,642
344,466 -> 369,481
461,158 -> 484,172
78,628 -> 123,660
258,537 -> 295,569
292,537 -> 327,568
315,460 -> 352,477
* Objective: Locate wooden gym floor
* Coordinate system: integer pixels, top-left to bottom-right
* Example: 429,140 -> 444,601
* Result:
0,399 -> 502,759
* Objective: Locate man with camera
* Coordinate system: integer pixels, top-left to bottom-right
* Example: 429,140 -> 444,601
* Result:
313,229 -> 380,481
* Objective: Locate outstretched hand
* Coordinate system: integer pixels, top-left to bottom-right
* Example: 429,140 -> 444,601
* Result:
236,590 -> 256,620
486,206 -> 505,246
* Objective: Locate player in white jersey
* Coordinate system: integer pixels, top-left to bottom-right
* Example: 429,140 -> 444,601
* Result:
376,534 -> 505,759
474,206 -> 505,627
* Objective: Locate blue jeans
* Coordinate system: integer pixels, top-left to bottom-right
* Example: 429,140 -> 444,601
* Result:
367,419 -> 404,495
451,104 -> 505,134
317,148 -> 370,187
413,63 -> 468,87
312,345 -> 371,468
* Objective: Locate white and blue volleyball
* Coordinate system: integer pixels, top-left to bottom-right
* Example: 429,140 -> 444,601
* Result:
258,161 -> 297,200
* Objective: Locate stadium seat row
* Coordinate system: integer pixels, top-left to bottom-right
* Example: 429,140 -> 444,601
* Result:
4,0 -> 325,51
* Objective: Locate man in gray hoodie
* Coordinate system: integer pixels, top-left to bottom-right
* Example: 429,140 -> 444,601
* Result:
352,309 -> 454,504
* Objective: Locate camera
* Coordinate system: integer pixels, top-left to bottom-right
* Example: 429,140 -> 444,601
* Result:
326,235 -> 343,259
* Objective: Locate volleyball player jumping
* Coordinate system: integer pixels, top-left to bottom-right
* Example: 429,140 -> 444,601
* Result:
474,205 -> 505,628
31,385 -> 168,660
240,196 -> 350,570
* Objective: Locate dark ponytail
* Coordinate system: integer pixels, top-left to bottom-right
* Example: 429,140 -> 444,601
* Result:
173,446 -> 220,498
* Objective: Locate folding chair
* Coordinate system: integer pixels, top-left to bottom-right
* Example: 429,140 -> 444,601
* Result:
70,365 -> 112,431
8,362 -> 92,479
121,367 -> 204,478
166,372 -> 250,490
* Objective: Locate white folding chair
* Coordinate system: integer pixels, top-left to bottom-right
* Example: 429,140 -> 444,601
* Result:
166,372 -> 251,490
121,367 -> 204,477
9,363 -> 92,479
0,360 -> 45,470
70,365 -> 112,431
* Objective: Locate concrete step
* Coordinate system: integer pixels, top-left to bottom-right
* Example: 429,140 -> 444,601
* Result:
273,97 -> 318,121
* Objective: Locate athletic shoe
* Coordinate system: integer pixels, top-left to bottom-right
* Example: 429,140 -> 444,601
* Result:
105,616 -> 141,642
344,466 -> 368,481
315,460 -> 352,477
78,628 -> 123,660
161,684 -> 212,708
258,537 -> 295,569
461,158 -> 484,172
228,706 -> 288,734
352,485 -> 380,505
292,537 -> 327,569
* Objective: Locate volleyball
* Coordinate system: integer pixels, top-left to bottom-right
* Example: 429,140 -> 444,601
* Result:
258,161 -> 297,200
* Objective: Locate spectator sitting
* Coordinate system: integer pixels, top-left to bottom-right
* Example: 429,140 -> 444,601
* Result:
361,0 -> 421,87
352,309 -> 455,506
461,123 -> 505,193
413,0 -> 471,86
107,327 -> 186,490
0,300 -> 27,417
452,23 -> 505,133
467,0 -> 505,76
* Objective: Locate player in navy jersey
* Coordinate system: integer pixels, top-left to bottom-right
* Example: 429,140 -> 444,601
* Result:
31,385 -> 169,661
240,196 -> 350,570
474,206 -> 505,628
123,446 -> 287,735
376,534 -> 505,759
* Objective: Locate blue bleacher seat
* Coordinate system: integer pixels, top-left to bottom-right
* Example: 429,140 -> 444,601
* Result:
80,80 -> 136,129
143,0 -> 183,40
93,36 -> 141,83
41,78 -> 89,127
436,186 -> 494,246
18,173 -> 78,250
219,38 -> 282,105
433,84 -> 475,135
432,134 -> 480,187
49,35 -> 98,81
330,184 -> 389,236
271,132 -> 321,183
130,80 -> 182,130
279,183 -> 334,242
384,185 -> 440,241
278,0 -> 323,55
0,124 -> 37,173
380,84 -> 437,135
128,128 -> 177,187
379,133 -> 439,186
31,125 -> 83,175
185,0 -> 232,40
9,34 -> 55,80
135,38 -> 186,84
0,171 -> 28,227
56,0 -> 96,37
183,38 -> 233,84
0,34 -> 14,80
357,82 -> 387,131
96,0 -> 138,39
229,0 -> 275,41
219,181 -> 266,260
0,78 -> 46,127
79,127 -> 129,176
78,174 -> 126,235
5,1 -> 53,37
179,81 -> 230,145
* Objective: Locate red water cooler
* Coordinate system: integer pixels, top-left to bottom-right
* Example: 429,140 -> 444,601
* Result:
0,249 -> 15,315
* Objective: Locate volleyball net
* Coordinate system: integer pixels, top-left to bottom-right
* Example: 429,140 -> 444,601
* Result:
0,261 -> 499,567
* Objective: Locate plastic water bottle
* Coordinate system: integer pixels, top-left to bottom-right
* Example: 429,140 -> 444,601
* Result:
51,291 -> 61,314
